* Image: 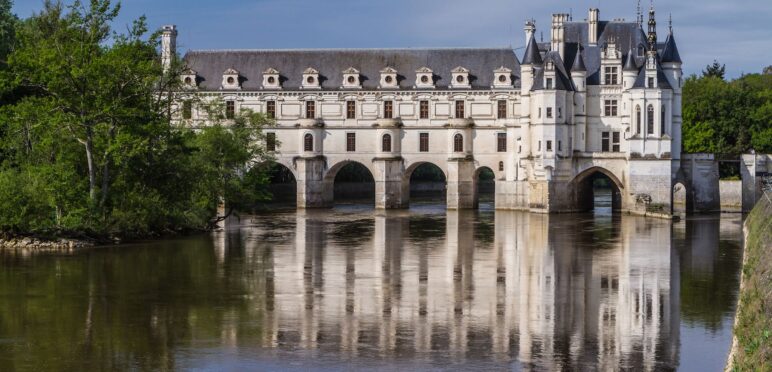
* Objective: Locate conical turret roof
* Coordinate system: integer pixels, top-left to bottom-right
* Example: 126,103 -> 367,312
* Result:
572,49 -> 586,72
660,33 -> 682,64
522,33 -> 542,66
624,49 -> 638,71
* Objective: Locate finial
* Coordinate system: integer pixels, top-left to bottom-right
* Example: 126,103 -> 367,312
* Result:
636,0 -> 642,26
668,13 -> 673,33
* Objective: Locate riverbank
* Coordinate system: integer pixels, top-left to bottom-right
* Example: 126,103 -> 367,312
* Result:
727,196 -> 772,371
0,235 -> 95,254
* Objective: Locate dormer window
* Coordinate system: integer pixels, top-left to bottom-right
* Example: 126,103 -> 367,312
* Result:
380,67 -> 398,89
415,66 -> 434,88
604,66 -> 619,85
221,68 -> 240,90
493,66 -> 512,88
302,67 -> 320,89
546,78 -> 554,89
648,77 -> 655,88
451,66 -> 471,89
262,68 -> 281,89
181,68 -> 198,88
342,67 -> 361,89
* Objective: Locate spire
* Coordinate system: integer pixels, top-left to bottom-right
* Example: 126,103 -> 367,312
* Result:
624,48 -> 638,71
660,27 -> 682,64
636,0 -> 642,26
647,4 -> 658,52
522,33 -> 543,65
572,46 -> 586,72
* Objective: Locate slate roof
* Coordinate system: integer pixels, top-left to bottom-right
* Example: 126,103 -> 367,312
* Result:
522,34 -> 543,65
632,62 -> 673,90
531,52 -> 574,91
183,48 -> 521,91
660,33 -> 682,64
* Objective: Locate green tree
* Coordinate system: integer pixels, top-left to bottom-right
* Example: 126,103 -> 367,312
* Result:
0,0 -> 15,64
702,60 -> 726,80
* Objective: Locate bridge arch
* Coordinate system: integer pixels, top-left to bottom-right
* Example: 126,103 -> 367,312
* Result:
474,166 -> 496,209
403,161 -> 447,205
324,160 -> 376,206
569,166 -> 624,213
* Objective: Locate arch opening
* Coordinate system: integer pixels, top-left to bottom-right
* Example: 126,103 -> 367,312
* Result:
254,162 -> 297,209
406,162 -> 447,206
673,182 -> 688,216
475,166 -> 496,210
573,168 -> 623,215
329,161 -> 375,206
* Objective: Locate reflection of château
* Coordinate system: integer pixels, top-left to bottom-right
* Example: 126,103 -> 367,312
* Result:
214,212 -> 680,370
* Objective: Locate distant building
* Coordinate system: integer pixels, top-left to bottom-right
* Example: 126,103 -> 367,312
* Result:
165,7 -> 684,215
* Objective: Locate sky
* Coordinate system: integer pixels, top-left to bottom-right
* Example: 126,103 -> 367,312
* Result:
11,0 -> 772,78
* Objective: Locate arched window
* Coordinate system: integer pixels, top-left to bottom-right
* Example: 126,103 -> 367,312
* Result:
635,105 -> 642,135
661,106 -> 667,136
382,134 -> 392,152
304,133 -> 313,152
499,161 -> 504,172
453,133 -> 464,153
647,105 -> 654,135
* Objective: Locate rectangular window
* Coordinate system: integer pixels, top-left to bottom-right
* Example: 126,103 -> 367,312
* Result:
558,141 -> 562,152
455,100 -> 465,118
602,132 -> 610,152
266,133 -> 276,151
604,66 -> 619,85
306,101 -> 315,119
182,100 -> 192,120
538,141 -> 541,151
604,100 -> 618,116
546,140 -> 552,152
648,77 -> 655,88
612,132 -> 620,152
419,101 -> 429,119
558,107 -> 562,119
546,78 -> 553,89
225,100 -> 235,119
384,101 -> 393,119
419,133 -> 429,152
546,107 -> 553,118
538,107 -> 541,118
346,101 -> 356,119
497,133 -> 507,152
497,100 -> 507,119
346,133 -> 356,152
266,101 -> 276,119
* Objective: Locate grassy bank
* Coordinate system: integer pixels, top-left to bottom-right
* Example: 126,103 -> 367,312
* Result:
729,196 -> 772,371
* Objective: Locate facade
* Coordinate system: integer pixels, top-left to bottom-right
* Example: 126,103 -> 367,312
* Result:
166,7 -> 683,215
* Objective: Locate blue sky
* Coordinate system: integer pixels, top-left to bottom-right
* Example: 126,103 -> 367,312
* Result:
12,0 -> 772,78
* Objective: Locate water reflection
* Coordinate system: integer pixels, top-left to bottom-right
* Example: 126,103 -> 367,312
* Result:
0,208 -> 743,371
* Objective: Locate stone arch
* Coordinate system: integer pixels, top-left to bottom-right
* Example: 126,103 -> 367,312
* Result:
259,160 -> 298,205
569,166 -> 625,213
403,161 -> 447,205
474,166 -> 496,209
672,168 -> 693,215
323,160 -> 376,205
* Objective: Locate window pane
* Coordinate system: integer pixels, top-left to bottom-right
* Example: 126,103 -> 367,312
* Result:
419,133 -> 429,152
347,133 -> 356,152
497,133 -> 507,152
267,133 -> 276,151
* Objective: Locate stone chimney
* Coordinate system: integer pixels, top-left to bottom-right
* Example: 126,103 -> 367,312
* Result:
588,8 -> 599,46
161,25 -> 177,73
524,19 -> 536,48
551,13 -> 569,59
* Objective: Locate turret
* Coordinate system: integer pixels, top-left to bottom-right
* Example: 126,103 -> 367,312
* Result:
571,48 -> 586,92
623,49 -> 638,89
661,16 -> 683,89
521,32 -> 542,93
161,25 -> 177,73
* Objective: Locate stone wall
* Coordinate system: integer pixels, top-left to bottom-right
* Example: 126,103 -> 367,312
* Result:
719,180 -> 743,212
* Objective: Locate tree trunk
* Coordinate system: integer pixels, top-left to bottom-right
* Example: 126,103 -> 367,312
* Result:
85,126 -> 97,203
100,123 -> 117,208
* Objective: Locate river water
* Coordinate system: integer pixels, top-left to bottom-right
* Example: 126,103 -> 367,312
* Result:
0,195 -> 744,371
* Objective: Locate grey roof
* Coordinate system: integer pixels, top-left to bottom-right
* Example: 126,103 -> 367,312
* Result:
531,52 -> 574,91
562,21 -> 648,85
660,33 -> 682,64
522,34 -> 543,65
632,61 -> 673,90
183,48 -> 521,91
623,49 -> 638,71
571,48 -> 586,72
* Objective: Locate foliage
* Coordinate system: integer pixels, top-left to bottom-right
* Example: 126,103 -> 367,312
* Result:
682,70 -> 772,154
730,197 -> 772,371
0,0 -> 274,238
703,60 -> 726,80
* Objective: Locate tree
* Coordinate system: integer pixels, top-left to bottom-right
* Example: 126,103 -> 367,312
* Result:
0,0 -> 15,64
764,65 -> 772,75
702,60 -> 726,80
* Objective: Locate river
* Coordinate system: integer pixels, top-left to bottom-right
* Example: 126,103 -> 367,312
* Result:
0,195 -> 744,371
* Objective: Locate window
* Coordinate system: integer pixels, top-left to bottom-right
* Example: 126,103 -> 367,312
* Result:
182,100 -> 192,120
497,133 -> 507,152
558,107 -> 562,119
346,101 -> 356,119
604,100 -> 618,116
266,100 -> 276,119
266,133 -> 276,151
382,134 -> 391,152
546,107 -> 553,118
453,133 -> 463,152
538,107 -> 541,118
546,140 -> 552,152
306,101 -> 315,119
604,66 -> 619,85
602,132 -> 610,152
225,100 -> 235,119
648,77 -> 655,88
455,100 -> 465,118
546,78 -> 553,89
497,100 -> 507,119
661,106 -> 666,135
538,141 -> 541,151
558,141 -> 562,152
384,101 -> 393,119
636,105 -> 642,134
647,104 -> 654,135
612,132 -> 620,152
419,101 -> 429,119
304,133 -> 313,152
499,161 -> 504,172
346,133 -> 356,152
419,133 -> 429,152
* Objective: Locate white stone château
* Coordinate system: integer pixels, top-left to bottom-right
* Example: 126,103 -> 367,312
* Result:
165,7 -> 684,215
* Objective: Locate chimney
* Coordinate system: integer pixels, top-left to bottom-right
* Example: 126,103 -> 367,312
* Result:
161,25 -> 177,73
551,13 -> 568,59
524,19 -> 536,47
588,8 -> 599,46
